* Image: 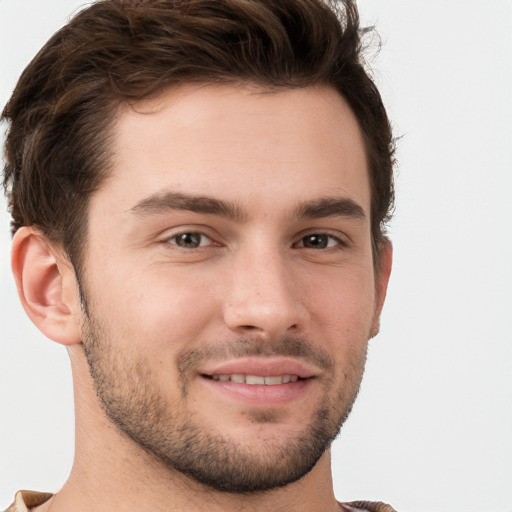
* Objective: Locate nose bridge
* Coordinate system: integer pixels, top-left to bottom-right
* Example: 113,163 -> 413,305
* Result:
223,241 -> 306,337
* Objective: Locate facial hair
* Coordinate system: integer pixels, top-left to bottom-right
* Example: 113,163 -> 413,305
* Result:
81,308 -> 367,493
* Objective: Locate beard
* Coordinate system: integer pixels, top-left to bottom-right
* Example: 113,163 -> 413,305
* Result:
81,306 -> 367,494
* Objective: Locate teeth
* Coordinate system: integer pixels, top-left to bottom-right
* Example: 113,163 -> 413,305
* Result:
246,375 -> 265,385
264,376 -> 283,385
211,374 -> 299,385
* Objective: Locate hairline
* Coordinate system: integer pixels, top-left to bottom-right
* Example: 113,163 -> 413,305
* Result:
66,81 -> 386,281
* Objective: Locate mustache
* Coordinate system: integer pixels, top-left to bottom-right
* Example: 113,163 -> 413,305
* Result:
177,336 -> 335,376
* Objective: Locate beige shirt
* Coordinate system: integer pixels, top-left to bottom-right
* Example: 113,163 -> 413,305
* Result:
5,490 -> 397,512
5,491 -> 53,512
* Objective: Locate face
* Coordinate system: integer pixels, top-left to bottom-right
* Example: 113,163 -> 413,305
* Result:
79,84 -> 389,492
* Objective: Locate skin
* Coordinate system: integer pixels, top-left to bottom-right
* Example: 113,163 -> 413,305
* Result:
12,83 -> 392,512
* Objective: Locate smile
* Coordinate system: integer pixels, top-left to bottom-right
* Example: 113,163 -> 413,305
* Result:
208,374 -> 300,385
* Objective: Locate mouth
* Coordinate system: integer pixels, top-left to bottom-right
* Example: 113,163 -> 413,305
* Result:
197,358 -> 317,406
204,374 -> 302,385
198,357 -> 317,380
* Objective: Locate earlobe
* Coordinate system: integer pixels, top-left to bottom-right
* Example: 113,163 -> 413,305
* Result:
11,227 -> 82,346
370,240 -> 393,338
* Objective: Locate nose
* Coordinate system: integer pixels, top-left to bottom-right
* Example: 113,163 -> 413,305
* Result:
222,247 -> 309,339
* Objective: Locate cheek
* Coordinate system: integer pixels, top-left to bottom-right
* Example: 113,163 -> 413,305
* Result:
301,268 -> 375,387
302,266 -> 377,334
86,262 -> 220,354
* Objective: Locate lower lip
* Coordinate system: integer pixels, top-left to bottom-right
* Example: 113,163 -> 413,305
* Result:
200,376 -> 312,406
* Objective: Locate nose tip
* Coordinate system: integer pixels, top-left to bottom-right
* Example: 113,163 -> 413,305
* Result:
224,299 -> 300,337
224,298 -> 302,339
222,256 -> 308,338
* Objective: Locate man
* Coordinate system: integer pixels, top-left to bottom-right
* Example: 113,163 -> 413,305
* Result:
2,0 -> 395,510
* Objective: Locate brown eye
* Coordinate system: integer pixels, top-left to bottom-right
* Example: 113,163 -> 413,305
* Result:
297,234 -> 342,249
169,232 -> 210,249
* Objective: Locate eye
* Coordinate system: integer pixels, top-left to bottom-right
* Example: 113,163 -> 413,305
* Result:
296,233 -> 343,249
167,232 -> 212,249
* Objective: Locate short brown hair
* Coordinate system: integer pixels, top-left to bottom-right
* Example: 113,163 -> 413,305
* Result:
2,0 -> 394,271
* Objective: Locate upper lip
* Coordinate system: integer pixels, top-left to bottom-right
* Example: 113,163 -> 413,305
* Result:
197,357 -> 318,379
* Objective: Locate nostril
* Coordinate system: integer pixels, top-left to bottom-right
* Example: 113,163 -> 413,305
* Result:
236,323 -> 299,334
223,295 -> 308,337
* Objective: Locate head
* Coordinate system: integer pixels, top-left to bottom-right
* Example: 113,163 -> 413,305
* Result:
2,0 -> 393,273
2,0 -> 394,495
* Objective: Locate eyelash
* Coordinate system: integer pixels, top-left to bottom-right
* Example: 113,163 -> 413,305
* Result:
165,232 -> 214,249
163,231 -> 347,251
294,233 -> 347,250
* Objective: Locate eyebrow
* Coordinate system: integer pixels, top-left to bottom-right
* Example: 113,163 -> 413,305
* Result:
130,191 -> 248,222
130,191 -> 366,222
294,197 -> 367,221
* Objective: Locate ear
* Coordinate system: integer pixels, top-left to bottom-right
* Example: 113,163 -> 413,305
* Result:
370,239 -> 393,338
11,227 -> 82,346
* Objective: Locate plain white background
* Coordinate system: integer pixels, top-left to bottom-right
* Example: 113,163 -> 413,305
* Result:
0,1 -> 511,510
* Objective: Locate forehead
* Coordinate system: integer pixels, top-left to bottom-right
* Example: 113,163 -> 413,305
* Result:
98,83 -> 370,218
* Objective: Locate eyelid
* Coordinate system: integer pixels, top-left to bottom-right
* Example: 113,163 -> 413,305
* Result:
294,230 -> 350,248
159,226 -> 221,248
168,232 -> 212,247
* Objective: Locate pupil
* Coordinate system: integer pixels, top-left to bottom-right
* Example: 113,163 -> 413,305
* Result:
305,235 -> 327,248
178,233 -> 200,247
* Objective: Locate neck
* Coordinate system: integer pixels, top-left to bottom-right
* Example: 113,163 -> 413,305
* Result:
38,349 -> 340,512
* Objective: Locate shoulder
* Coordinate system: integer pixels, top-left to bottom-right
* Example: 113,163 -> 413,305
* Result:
5,491 -> 53,512
339,500 -> 398,512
